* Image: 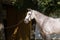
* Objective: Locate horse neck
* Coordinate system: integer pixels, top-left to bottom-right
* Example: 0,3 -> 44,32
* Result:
34,11 -> 48,26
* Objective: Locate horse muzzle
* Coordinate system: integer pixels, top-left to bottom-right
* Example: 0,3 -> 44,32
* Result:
24,19 -> 29,23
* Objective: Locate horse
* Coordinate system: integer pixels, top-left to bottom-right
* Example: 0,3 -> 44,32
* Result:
24,9 -> 60,40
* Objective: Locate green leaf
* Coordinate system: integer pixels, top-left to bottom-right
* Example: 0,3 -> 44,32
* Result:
57,2 -> 60,4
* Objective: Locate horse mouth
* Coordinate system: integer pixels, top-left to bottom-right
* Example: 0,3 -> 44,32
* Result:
24,19 -> 29,23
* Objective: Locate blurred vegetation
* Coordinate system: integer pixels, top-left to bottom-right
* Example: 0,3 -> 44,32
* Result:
37,0 -> 60,16
13,0 -> 60,17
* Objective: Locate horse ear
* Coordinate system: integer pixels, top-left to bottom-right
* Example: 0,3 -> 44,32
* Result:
27,8 -> 32,11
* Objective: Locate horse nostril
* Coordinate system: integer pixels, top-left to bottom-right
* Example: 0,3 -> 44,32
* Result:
24,19 -> 28,23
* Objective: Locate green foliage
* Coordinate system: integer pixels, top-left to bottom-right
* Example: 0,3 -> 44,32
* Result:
14,0 -> 24,9
37,0 -> 49,11
49,8 -> 60,18
14,2 -> 21,9
37,0 -> 55,12
13,0 -> 60,17
57,2 -> 60,4
36,0 -> 60,17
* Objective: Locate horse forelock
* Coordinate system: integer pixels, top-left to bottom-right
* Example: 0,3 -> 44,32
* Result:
27,8 -> 33,12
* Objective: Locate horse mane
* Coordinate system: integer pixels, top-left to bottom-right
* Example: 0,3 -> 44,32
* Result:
27,8 -> 32,11
27,9 -> 48,18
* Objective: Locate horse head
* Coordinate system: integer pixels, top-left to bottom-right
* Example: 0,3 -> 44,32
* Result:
24,9 -> 35,23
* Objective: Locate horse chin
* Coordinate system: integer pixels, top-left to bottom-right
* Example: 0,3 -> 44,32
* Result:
25,21 -> 29,24
24,20 -> 29,24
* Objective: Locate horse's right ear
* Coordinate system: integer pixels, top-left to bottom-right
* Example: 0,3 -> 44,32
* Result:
27,8 -> 32,11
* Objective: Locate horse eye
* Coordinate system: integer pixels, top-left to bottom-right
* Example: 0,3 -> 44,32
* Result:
29,13 -> 31,15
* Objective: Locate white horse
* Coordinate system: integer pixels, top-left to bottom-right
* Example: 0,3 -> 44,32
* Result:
24,9 -> 60,40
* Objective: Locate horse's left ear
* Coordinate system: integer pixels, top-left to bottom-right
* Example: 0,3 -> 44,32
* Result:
27,8 -> 32,11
